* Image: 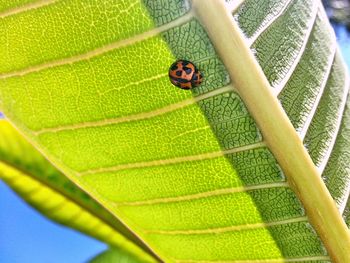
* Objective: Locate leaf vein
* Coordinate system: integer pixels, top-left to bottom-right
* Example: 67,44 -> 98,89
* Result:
144,216 -> 307,235
0,0 -> 58,19
0,10 -> 194,79
78,141 -> 266,176
33,84 -> 234,135
114,182 -> 289,207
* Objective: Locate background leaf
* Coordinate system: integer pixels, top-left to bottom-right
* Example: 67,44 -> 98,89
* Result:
90,247 -> 150,263
0,0 -> 350,262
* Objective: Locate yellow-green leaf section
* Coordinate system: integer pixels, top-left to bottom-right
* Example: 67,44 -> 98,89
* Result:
0,0 -> 349,262
90,247 -> 151,263
0,120 -> 156,263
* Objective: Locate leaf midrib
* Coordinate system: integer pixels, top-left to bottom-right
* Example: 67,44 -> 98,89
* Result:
192,0 -> 350,262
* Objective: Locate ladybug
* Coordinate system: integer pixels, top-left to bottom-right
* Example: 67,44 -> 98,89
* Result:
168,60 -> 203,90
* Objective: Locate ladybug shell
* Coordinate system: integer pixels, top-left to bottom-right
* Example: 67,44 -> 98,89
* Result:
191,70 -> 203,87
169,60 -> 202,90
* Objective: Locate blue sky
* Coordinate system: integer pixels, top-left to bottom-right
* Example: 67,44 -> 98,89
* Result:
0,181 -> 107,263
0,23 -> 349,263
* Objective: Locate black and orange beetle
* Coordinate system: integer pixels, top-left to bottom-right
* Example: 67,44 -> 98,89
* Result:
168,60 -> 203,90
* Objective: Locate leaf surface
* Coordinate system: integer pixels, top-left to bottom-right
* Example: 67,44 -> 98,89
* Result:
0,0 -> 350,262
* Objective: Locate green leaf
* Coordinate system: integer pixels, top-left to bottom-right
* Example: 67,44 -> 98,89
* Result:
0,0 -> 350,262
0,119 -> 156,263
90,247 -> 149,263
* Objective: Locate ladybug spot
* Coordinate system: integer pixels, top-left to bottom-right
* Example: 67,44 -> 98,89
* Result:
182,61 -> 189,67
175,70 -> 182,77
183,67 -> 192,74
171,64 -> 178,71
177,78 -> 191,83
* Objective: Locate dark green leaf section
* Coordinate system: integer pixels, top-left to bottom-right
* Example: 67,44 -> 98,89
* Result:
252,0 -> 316,88
304,53 -> 347,167
197,92 -> 261,148
142,1 -> 326,260
234,0 -> 292,38
322,92 -> 350,209
90,247 -> 149,263
279,15 -> 335,132
226,147 -> 283,184
344,197 -> 350,227
268,222 -> 326,257
142,0 -> 190,26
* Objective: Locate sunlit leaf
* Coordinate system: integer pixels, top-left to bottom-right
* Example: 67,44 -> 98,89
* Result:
0,0 -> 350,262
0,120 -> 156,262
